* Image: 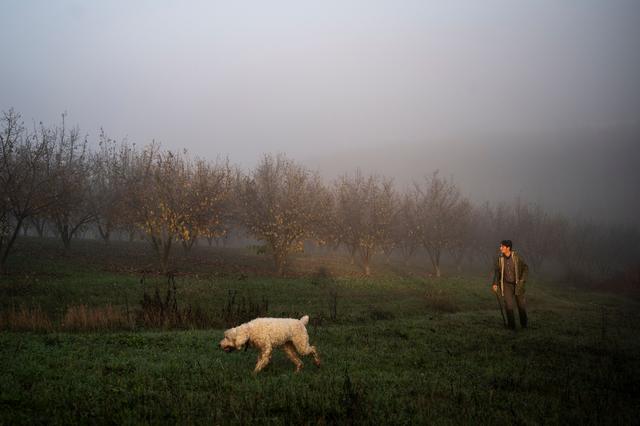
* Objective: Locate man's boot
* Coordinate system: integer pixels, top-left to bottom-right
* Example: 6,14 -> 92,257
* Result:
519,310 -> 528,329
506,309 -> 516,330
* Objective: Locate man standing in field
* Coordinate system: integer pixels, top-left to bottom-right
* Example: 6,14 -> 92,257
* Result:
492,240 -> 529,330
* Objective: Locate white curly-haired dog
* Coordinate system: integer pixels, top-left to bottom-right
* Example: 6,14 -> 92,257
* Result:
220,315 -> 321,373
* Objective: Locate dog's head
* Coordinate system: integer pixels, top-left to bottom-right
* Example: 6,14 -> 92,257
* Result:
219,325 -> 249,352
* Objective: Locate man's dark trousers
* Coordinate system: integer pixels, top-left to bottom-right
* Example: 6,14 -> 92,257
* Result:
502,282 -> 527,329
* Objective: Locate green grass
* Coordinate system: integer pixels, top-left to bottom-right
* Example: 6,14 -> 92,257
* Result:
1,238 -> 639,424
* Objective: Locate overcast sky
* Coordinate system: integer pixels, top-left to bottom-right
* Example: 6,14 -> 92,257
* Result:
2,1 -> 639,224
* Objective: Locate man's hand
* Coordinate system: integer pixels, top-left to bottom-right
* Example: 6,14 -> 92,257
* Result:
492,284 -> 498,293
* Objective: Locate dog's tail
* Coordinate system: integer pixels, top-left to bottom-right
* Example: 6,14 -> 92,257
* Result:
300,315 -> 309,325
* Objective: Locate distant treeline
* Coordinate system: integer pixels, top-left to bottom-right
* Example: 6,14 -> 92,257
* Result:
1,109 -> 638,286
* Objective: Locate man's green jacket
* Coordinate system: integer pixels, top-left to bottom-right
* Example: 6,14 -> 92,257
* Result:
493,251 -> 529,296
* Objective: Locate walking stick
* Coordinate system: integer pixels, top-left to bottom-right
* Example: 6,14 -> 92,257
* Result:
494,290 -> 506,328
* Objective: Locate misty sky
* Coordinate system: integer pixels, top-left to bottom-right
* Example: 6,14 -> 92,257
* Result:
2,1 -> 639,224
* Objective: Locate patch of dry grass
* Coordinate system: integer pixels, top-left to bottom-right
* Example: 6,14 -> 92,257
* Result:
0,305 -> 53,332
61,304 -> 133,332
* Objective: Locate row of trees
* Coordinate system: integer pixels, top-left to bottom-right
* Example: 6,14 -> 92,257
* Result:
2,109 -> 638,282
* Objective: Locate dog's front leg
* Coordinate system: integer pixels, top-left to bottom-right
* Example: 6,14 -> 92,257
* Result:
253,346 -> 272,374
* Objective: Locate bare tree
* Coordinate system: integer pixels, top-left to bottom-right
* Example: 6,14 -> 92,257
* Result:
447,210 -> 474,274
559,220 -> 604,284
558,219 -> 639,285
333,171 -> 396,276
88,129 -> 128,243
0,109 -> 59,273
47,115 -> 94,250
112,140 -> 141,242
472,199 -> 563,273
392,193 -> 420,264
236,154 -> 328,276
511,199 -> 564,272
414,172 -> 471,277
472,201 -> 516,267
129,145 -> 186,271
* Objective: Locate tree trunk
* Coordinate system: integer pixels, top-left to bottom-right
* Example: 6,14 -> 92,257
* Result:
1,216 -> 24,274
273,246 -> 287,276
182,237 -> 196,253
360,248 -> 372,276
161,238 -> 172,273
348,245 -> 357,265
61,227 -> 72,250
275,256 -> 285,276
150,235 -> 161,256
30,218 -> 46,238
383,247 -> 393,264
57,221 -> 72,250
128,228 -> 136,242
401,243 -> 415,265
426,245 -> 442,277
450,247 -> 466,274
98,223 -> 111,244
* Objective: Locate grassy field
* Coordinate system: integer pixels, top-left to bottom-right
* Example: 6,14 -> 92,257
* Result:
1,238 -> 639,424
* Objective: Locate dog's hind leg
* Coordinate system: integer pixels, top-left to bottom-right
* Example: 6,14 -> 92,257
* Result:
283,342 -> 303,372
292,334 -> 321,368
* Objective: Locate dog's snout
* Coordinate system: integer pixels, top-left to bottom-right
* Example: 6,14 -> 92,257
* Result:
220,338 -> 235,352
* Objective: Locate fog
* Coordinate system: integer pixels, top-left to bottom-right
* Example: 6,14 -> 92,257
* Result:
2,1 -> 639,226
307,125 -> 640,226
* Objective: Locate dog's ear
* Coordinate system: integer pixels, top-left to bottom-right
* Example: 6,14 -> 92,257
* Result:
234,325 -> 249,348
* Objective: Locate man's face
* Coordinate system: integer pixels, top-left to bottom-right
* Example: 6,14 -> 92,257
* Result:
500,244 -> 511,256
